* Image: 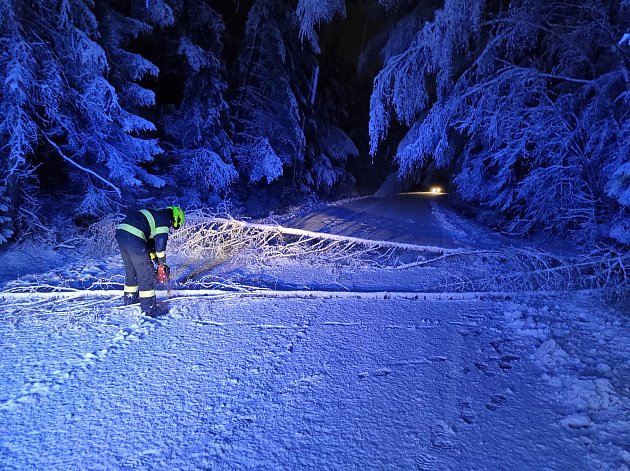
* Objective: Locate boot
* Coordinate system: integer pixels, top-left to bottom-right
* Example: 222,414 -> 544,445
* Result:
142,303 -> 168,318
123,292 -> 139,305
140,296 -> 167,318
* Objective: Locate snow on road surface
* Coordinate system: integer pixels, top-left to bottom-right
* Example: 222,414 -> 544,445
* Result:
1,195 -> 628,470
286,194 -> 475,248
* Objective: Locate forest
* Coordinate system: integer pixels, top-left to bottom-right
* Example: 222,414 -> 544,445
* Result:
1,0 -> 629,247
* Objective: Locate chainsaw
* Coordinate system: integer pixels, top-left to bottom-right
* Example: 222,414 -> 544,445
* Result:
156,264 -> 170,284
156,263 -> 174,299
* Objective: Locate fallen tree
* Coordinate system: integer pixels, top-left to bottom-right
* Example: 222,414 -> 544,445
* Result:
5,212 -> 626,319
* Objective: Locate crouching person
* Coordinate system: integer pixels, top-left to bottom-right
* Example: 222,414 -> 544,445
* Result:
115,206 -> 185,317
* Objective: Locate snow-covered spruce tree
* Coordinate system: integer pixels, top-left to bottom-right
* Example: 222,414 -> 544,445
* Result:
0,187 -> 11,244
52,0 -> 172,215
369,0 -> 630,245
294,0 -> 360,194
92,0 -> 177,212
610,0 -> 630,244
296,0 -> 345,54
0,0 -> 170,238
300,66 -> 359,193
232,0 -> 358,198
159,0 -> 237,204
304,122 -> 359,193
232,0 -> 306,188
0,0 -> 42,245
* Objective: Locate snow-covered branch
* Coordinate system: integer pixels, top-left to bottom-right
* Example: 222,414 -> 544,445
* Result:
44,118 -> 122,198
208,218 -> 463,255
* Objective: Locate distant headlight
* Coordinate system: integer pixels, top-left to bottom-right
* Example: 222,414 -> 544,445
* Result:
430,186 -> 442,194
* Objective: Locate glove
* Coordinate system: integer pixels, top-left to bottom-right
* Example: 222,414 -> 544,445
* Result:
156,264 -> 170,283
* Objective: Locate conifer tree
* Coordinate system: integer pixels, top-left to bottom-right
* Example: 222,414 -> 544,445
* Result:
232,0 -> 358,197
232,0 -> 306,187
0,0 -> 39,241
0,0 -> 174,242
369,0 -> 630,244
160,0 -> 236,203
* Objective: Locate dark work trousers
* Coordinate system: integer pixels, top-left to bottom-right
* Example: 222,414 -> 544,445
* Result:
115,230 -> 156,314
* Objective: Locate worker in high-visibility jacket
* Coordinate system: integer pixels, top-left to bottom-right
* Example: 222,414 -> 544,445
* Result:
115,206 -> 185,317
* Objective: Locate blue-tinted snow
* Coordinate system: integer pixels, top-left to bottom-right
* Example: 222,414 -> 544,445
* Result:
0,195 -> 628,470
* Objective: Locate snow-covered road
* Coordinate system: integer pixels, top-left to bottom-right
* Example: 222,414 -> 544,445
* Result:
1,196 -> 628,470
285,194 -> 488,249
3,292 -> 626,470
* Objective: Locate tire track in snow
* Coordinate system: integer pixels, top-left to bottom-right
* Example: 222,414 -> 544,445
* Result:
430,201 -> 474,246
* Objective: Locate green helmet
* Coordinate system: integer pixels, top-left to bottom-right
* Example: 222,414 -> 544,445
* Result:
168,206 -> 185,229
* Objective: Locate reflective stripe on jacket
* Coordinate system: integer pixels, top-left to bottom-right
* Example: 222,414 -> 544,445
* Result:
116,209 -> 171,261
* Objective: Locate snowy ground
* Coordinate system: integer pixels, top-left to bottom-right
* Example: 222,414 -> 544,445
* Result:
1,194 -> 629,470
